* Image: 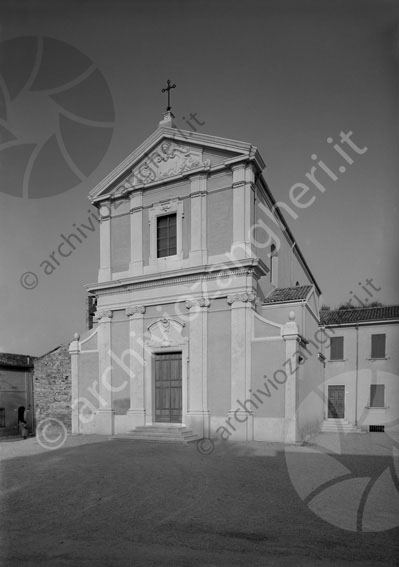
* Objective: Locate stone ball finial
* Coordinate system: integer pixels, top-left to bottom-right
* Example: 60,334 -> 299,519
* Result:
289,311 -> 296,321
73,332 -> 80,341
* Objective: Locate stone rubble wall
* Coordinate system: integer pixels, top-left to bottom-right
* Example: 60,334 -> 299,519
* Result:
33,344 -> 71,432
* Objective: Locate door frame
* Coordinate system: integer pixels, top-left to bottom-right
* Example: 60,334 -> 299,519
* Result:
153,351 -> 183,423
327,384 -> 345,419
145,345 -> 188,425
144,318 -> 188,426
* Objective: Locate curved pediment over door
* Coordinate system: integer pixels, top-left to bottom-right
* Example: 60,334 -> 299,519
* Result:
146,318 -> 188,348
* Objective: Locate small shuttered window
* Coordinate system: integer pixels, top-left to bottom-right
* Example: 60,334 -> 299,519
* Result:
371,334 -> 386,359
0,408 -> 5,427
157,214 -> 177,258
370,384 -> 385,408
330,336 -> 344,360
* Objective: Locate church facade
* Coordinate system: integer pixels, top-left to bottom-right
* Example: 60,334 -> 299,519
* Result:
70,112 -> 326,443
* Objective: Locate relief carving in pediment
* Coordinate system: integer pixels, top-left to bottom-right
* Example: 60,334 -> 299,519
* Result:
116,142 -> 210,192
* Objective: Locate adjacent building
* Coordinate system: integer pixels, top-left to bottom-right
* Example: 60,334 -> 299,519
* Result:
320,306 -> 399,432
0,353 -> 34,436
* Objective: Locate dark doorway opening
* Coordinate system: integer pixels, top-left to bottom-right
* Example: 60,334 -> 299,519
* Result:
328,385 -> 345,418
18,406 -> 25,422
154,352 -> 182,423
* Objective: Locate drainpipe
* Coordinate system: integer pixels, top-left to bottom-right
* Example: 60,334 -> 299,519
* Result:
355,324 -> 359,426
290,242 -> 296,286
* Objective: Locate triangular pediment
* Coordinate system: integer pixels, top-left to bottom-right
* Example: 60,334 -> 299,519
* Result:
89,125 -> 265,201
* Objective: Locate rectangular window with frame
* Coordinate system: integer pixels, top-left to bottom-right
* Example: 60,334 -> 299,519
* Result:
370,384 -> 385,408
0,408 -> 5,427
371,334 -> 386,359
157,213 -> 177,258
330,336 -> 344,360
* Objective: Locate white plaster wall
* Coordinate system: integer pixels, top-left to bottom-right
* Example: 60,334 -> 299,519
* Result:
323,323 -> 399,429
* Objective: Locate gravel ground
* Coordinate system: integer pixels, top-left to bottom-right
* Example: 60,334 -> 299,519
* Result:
0,433 -> 398,566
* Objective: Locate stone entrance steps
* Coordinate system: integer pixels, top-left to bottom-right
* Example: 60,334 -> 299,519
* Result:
121,425 -> 200,444
321,419 -> 364,433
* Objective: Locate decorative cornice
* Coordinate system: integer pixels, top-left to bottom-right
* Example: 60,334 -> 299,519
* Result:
227,292 -> 257,305
126,305 -> 146,317
87,259 -> 268,296
88,268 -> 250,296
185,297 -> 211,309
94,309 -> 113,321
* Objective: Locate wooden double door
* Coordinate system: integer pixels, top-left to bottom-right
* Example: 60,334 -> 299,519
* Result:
154,352 -> 182,423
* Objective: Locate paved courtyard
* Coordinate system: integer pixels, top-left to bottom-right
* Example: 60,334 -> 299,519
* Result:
0,432 -> 398,566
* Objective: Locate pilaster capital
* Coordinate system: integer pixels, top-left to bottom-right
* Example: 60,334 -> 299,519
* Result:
185,297 -> 210,309
190,190 -> 206,199
232,181 -> 245,189
227,292 -> 256,305
130,190 -> 143,199
130,206 -> 143,214
231,162 -> 256,186
126,305 -> 146,317
94,309 -> 113,322
190,173 -> 207,196
98,203 -> 112,221
230,162 -> 246,173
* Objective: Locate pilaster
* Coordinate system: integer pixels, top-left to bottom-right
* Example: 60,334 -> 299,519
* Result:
227,292 -> 256,440
282,311 -> 300,443
126,305 -> 146,429
95,309 -> 114,434
189,174 -> 208,265
230,164 -> 256,260
185,297 -> 210,436
69,333 -> 80,435
98,204 -> 112,282
129,191 -> 144,275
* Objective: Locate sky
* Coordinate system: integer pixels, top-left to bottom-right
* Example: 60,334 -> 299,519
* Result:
0,0 -> 398,356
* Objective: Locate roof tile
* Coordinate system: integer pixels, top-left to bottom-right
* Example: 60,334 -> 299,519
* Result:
0,353 -> 34,368
320,306 -> 399,325
263,285 -> 313,304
